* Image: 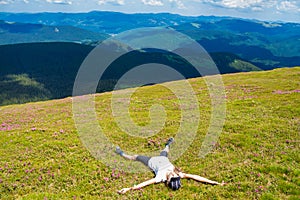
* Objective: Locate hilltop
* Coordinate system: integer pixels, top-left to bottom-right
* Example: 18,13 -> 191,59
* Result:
0,67 -> 299,199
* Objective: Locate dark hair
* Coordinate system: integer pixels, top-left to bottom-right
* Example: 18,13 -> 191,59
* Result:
168,177 -> 181,190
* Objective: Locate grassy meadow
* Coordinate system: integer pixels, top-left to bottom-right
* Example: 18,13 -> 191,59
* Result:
0,67 -> 299,199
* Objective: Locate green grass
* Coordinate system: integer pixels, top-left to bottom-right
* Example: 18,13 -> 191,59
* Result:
0,67 -> 299,199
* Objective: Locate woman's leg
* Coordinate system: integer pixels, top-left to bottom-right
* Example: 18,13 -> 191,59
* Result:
160,138 -> 174,157
116,146 -> 150,166
136,155 -> 151,166
160,146 -> 169,157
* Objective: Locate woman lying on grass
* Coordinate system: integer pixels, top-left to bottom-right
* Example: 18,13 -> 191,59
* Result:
116,138 -> 224,194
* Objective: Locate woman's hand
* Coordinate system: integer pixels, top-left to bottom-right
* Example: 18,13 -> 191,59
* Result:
118,187 -> 132,194
220,181 -> 227,186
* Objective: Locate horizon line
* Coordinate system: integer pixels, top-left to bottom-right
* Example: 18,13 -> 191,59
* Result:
0,10 -> 299,24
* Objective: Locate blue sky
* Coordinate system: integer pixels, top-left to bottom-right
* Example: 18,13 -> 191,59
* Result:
0,0 -> 299,22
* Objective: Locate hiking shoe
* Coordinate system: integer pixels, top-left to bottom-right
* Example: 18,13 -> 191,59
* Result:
166,138 -> 174,146
115,146 -> 124,156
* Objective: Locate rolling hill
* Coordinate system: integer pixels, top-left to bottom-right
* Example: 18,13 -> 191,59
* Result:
174,19 -> 300,69
0,67 -> 299,199
0,42 -> 93,106
0,42 -> 261,106
0,20 -> 107,45
1,11 -> 299,70
0,11 -> 222,34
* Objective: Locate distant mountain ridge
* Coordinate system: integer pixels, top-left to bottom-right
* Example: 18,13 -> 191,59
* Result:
0,11 -> 298,35
174,19 -> 300,57
0,20 -> 107,45
0,11 -> 299,69
0,11 -> 229,34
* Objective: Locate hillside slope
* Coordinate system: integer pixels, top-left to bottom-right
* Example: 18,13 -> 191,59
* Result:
174,21 -> 300,70
0,42 -> 261,106
0,67 -> 299,199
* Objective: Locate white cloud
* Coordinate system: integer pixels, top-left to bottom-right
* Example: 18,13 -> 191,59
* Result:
277,1 -> 300,11
98,0 -> 125,5
168,0 -> 185,9
46,0 -> 72,5
141,0 -> 185,8
0,0 -> 11,5
141,0 -> 163,6
0,0 -> 29,5
202,0 -> 300,12
204,0 -> 264,9
251,6 -> 263,11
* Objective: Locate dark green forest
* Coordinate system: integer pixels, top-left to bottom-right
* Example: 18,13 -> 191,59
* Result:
0,42 -> 261,106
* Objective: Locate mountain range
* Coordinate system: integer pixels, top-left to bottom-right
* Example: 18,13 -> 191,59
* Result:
0,12 -> 228,34
0,11 -> 299,105
0,19 -> 106,44
1,11 -> 299,68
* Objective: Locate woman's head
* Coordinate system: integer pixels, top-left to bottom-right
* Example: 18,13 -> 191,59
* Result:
167,176 -> 181,190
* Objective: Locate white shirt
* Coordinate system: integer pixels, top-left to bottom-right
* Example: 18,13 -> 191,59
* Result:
148,156 -> 175,183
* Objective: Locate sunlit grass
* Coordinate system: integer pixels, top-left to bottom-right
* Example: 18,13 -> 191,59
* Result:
0,67 -> 299,199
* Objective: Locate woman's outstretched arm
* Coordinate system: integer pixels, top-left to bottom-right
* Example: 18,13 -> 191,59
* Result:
118,178 -> 156,194
180,173 -> 223,185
